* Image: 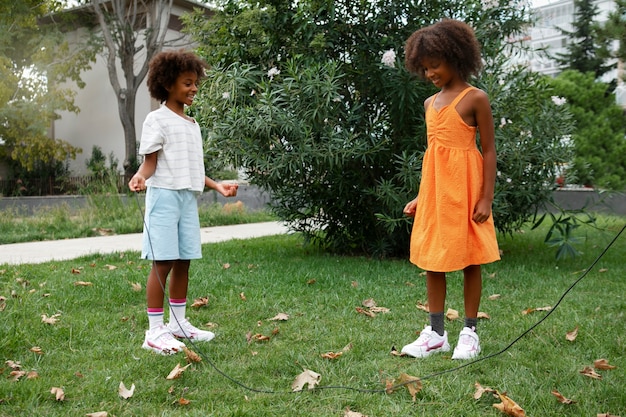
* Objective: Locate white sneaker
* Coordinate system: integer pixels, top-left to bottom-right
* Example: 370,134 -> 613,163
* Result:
142,325 -> 186,355
167,318 -> 215,342
452,327 -> 481,360
401,325 -> 450,358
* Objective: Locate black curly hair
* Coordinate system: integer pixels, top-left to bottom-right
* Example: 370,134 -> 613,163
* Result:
404,19 -> 482,82
147,50 -> 208,103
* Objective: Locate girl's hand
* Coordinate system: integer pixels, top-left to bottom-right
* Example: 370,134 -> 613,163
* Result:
403,198 -> 418,217
472,198 -> 492,224
128,174 -> 146,192
216,183 -> 239,197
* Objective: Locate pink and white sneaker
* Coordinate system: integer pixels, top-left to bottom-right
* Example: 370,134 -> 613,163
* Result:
401,325 -> 450,358
167,318 -> 215,342
142,325 -> 186,355
451,327 -> 481,360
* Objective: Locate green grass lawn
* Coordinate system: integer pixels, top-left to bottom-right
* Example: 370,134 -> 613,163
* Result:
1,217 -> 625,417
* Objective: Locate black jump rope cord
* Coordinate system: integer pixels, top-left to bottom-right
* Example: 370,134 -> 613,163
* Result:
133,192 -> 625,394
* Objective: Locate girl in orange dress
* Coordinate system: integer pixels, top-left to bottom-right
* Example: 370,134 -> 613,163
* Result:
401,19 -> 500,360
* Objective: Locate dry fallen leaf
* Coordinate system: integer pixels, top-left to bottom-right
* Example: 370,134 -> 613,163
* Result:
446,308 -> 459,321
344,407 -> 369,417
390,346 -> 406,357
551,389 -> 576,404
488,294 -> 501,300
396,373 -> 422,402
321,351 -> 343,360
30,346 -> 44,355
191,297 -> 208,308
566,326 -> 579,342
239,292 -> 247,301
50,387 -> 65,401
477,311 -> 490,319
176,397 -> 191,406
70,268 -> 81,274
41,313 -> 61,325
166,363 -> 191,380
291,369 -> 321,391
118,381 -> 135,399
131,282 -> 142,292
6,360 -> 21,370
522,306 -> 552,315
268,313 -> 289,321
183,347 -> 202,363
74,281 -> 93,286
247,333 -> 270,343
473,381 -> 496,400
26,371 -> 39,379
104,264 -> 117,270
594,359 -> 616,370
355,307 -> 376,318
580,366 -> 602,380
597,413 -> 620,417
9,370 -> 26,381
85,412 -> 108,417
222,263 -> 231,269
492,392 -> 525,417
416,301 -> 429,312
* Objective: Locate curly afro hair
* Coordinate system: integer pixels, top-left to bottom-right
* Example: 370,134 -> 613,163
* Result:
147,50 -> 208,103
404,19 -> 482,82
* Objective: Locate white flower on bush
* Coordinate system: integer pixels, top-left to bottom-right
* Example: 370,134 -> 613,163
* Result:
551,96 -> 566,106
267,67 -> 280,80
222,91 -> 230,99
381,49 -> 396,67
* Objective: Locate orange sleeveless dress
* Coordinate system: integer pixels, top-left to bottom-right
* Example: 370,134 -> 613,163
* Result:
409,87 -> 500,272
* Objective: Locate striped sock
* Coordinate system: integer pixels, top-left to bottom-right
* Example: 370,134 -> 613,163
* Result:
169,298 -> 187,325
147,308 -> 164,330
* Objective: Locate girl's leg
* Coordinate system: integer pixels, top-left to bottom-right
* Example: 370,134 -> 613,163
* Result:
462,264 -> 482,328
169,259 -> 190,299
426,271 -> 446,336
147,260 -> 174,308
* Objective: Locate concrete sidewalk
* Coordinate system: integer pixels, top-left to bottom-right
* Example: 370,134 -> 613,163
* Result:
0,221 -> 289,265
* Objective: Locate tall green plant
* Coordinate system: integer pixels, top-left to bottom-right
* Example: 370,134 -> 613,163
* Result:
186,0 -> 573,257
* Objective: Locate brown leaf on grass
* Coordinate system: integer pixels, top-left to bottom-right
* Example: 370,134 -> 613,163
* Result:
41,313 -> 61,325
473,381 -> 497,400
598,268 -> 608,273
551,389 -> 576,404
190,297 -> 208,308
370,306 -> 390,313
268,313 -> 289,321
390,346 -> 407,357
247,333 -> 270,343
9,370 -> 26,381
103,265 -> 117,271
446,308 -> 459,321
74,281 -> 93,286
521,306 -> 552,315
493,392 -> 525,417
306,279 -> 316,285
130,282 -> 142,292
85,412 -> 108,417
355,307 -> 376,318
26,371 -> 39,379
594,359 -> 616,370
0,295 -> 6,311
166,363 -> 191,380
386,373 -> 422,401
351,281 -> 358,288
321,351 -> 343,360
5,360 -> 21,370
362,298 -> 377,308
29,346 -> 44,355
222,263 -> 231,269
291,369 -> 321,391
566,326 -> 579,342
597,413 -> 620,417
176,397 -> 191,406
50,387 -> 65,401
344,407 -> 369,417
71,268 -> 81,274
118,382 -> 135,399
183,347 -> 202,363
580,366 -> 602,380
416,301 -> 429,312
488,294 -> 501,300
239,292 -> 246,301
477,312 -> 490,319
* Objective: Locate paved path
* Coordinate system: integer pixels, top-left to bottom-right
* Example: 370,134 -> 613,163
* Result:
0,222 -> 289,265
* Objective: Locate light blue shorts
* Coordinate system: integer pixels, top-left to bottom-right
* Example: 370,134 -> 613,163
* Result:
141,187 -> 202,260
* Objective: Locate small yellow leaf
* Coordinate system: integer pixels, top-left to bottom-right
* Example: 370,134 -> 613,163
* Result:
446,308 -> 459,321
166,363 -> 191,380
269,313 -> 289,321
593,359 -> 616,370
291,369 -> 321,391
551,389 -> 576,404
239,292 -> 246,301
580,366 -> 602,380
488,294 -> 501,300
321,351 -> 343,360
74,281 -> 93,286
118,381 -> 135,399
492,392 -> 525,417
565,326 -> 579,342
50,387 -> 65,401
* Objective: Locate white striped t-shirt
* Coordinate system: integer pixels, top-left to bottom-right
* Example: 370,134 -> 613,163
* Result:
138,105 -> 205,192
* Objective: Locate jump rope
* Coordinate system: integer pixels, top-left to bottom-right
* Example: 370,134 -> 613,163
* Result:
133,191 -> 625,394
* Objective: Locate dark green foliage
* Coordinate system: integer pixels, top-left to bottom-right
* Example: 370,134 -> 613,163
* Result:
185,0 -> 573,257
